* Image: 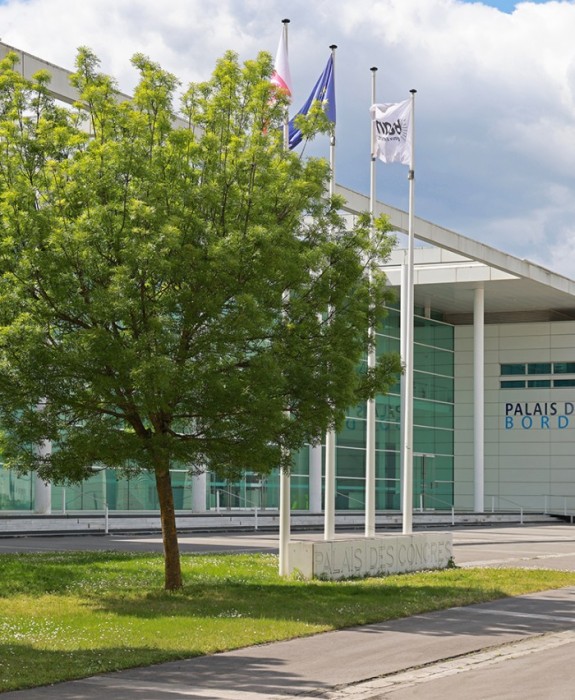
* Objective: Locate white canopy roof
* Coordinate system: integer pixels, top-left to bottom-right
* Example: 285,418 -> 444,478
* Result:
338,186 -> 575,323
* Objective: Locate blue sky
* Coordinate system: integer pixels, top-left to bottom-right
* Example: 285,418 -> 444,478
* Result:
0,0 -> 574,278
463,0 -> 550,9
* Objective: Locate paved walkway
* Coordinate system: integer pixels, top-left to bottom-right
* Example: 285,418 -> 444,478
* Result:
2,524 -> 575,699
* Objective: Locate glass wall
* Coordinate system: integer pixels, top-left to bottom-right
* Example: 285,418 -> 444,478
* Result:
0,471 -> 34,510
334,305 -> 454,511
0,305 -> 454,514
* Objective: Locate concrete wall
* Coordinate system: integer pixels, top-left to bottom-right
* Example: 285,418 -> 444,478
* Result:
455,320 -> 575,512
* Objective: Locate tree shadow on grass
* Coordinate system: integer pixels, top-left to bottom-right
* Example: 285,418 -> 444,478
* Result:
0,551 -> 164,596
88,579 -> 575,639
87,579 -> 509,628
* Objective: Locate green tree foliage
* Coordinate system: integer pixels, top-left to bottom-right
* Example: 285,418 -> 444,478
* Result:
0,48 -> 400,589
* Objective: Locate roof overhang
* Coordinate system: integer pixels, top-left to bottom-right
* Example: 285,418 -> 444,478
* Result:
336,185 -> 575,323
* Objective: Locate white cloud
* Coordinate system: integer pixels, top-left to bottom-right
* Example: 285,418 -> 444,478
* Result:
546,227 -> 575,278
1,0 -> 575,277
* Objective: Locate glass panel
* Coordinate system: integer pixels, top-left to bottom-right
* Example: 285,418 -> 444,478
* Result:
376,395 -> 401,423
376,422 -> 401,452
414,398 -> 454,429
376,334 -> 400,355
414,305 -> 445,322
414,344 -> 454,377
241,473 -> 262,510
261,470 -> 279,510
119,473 -> 158,510
554,379 -> 575,388
376,451 -> 400,510
426,455 -> 454,509
103,470 -> 119,510
346,401 -> 367,419
336,447 -> 365,478
58,471 -> 106,511
0,469 -> 34,510
413,372 -> 454,403
292,446 -> 309,477
501,364 -> 526,376
337,418 -> 366,449
170,471 -> 187,510
348,395 -> 406,421
527,380 -> 551,388
527,363 -> 551,375
413,427 -> 453,455
379,307 -> 400,338
413,454 -> 435,505
554,362 -> 575,374
291,474 -> 309,511
413,454 -> 454,509
208,477 -> 220,510
500,380 -> 526,388
413,317 -> 454,350
335,477 -> 365,510
213,480 -> 242,510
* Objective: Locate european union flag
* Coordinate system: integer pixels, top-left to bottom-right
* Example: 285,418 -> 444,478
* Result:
288,54 -> 335,150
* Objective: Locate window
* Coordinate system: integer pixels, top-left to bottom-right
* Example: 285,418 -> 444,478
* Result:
501,380 -> 525,389
501,364 -> 526,376
501,361 -> 575,389
528,363 -> 551,375
554,379 -> 575,388
554,362 -> 575,374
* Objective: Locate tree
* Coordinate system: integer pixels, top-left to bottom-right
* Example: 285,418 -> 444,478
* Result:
0,48 -> 400,589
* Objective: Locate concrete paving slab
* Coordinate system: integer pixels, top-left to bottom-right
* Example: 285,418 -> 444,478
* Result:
327,631 -> 575,699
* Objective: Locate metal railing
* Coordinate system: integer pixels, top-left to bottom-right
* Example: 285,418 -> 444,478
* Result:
213,487 -> 261,530
486,494 -> 532,524
544,495 -> 575,521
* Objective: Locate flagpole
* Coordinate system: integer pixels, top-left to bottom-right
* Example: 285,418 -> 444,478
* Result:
401,89 -> 417,535
281,18 -> 291,150
329,45 -> 337,194
365,66 -> 378,539
278,17 -> 291,576
324,43 -> 338,541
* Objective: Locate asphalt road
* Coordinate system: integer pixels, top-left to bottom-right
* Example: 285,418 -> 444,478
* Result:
2,522 -> 575,571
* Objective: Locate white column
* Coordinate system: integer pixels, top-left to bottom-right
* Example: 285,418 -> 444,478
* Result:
279,468 -> 290,575
365,400 -> 376,537
34,440 -> 52,515
191,471 -> 207,513
309,444 -> 323,513
324,430 -> 336,539
474,286 -> 485,513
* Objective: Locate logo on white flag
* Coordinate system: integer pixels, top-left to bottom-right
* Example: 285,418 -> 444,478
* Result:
371,99 -> 412,165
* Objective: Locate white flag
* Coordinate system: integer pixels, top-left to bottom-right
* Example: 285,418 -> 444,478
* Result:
371,99 -> 412,165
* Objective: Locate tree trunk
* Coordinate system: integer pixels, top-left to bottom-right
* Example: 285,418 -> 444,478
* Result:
154,465 -> 183,590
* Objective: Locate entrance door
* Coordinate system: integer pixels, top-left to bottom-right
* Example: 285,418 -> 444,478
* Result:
413,453 -> 435,509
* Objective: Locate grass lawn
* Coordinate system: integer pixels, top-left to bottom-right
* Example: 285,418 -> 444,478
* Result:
2,550 -> 575,692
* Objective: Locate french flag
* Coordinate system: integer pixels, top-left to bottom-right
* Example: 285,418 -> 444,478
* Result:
271,26 -> 292,99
